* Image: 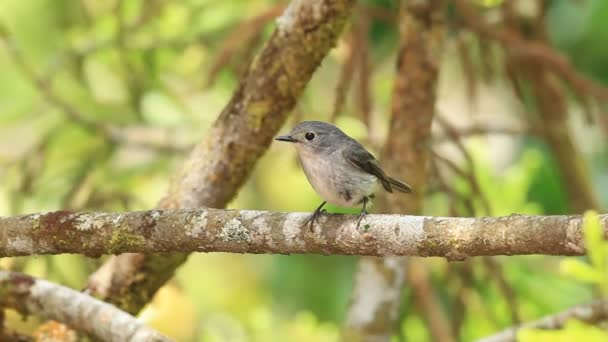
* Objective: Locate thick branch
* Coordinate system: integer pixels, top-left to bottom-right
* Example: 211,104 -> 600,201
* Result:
477,299 -> 608,342
1,210 -> 606,258
0,271 -> 169,342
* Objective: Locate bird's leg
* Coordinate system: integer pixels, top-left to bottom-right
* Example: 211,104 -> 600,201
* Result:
302,201 -> 327,231
356,196 -> 369,229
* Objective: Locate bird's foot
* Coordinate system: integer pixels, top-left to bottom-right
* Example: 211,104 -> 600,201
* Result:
302,209 -> 327,232
356,210 -> 367,230
356,196 -> 370,230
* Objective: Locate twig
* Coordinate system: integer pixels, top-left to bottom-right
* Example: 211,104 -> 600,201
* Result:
1,26 -> 191,153
457,33 -> 478,107
434,115 -> 491,215
355,10 -> 373,129
105,126 -> 192,152
483,257 -> 521,324
500,2 -> 601,212
409,260 -> 455,342
0,26 -> 102,134
44,0 -> 171,80
432,124 -> 531,143
452,0 -> 608,101
115,0 -> 145,116
477,298 -> 608,342
206,5 -> 285,87
330,30 -> 358,122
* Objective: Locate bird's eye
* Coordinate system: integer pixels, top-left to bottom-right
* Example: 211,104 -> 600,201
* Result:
305,132 -> 315,141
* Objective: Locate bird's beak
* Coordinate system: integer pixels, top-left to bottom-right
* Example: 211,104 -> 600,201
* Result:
275,135 -> 297,143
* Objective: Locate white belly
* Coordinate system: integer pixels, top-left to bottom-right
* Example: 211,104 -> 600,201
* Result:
298,149 -> 377,208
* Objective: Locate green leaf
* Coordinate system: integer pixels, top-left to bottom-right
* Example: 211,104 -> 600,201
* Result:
583,210 -> 606,272
559,258 -> 603,284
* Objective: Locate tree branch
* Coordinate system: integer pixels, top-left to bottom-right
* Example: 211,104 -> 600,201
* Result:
0,271 -> 170,342
1,210 -> 606,258
477,298 -> 608,342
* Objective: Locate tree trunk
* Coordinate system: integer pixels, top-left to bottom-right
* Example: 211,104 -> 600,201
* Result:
343,1 -> 450,341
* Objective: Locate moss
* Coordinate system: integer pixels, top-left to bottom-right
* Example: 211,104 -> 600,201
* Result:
31,214 -> 41,230
107,229 -> 146,255
247,100 -> 271,130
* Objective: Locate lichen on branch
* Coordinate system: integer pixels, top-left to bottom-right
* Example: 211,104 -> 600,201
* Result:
1,209 -> 605,258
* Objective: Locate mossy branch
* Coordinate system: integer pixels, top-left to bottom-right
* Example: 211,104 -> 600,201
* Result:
1,209 -> 606,258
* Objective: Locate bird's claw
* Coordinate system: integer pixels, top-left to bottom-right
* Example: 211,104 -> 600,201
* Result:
302,202 -> 327,232
356,211 -> 367,230
302,210 -> 324,232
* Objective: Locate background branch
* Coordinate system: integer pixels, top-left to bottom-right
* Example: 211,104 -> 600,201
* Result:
477,298 -> 608,342
0,271 -> 169,342
343,1 -> 451,341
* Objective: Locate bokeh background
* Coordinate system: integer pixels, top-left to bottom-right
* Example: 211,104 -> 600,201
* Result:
1,0 -> 607,341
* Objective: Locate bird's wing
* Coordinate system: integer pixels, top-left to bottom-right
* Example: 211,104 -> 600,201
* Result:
342,146 -> 393,192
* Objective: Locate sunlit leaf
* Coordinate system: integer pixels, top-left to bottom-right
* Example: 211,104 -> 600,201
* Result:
583,210 -> 606,272
560,258 -> 603,284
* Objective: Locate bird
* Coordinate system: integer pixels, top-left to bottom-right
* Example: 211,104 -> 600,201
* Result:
275,121 -> 412,229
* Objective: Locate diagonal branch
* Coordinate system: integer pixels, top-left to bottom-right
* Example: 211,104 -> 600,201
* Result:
1,210 -> 606,258
477,298 -> 608,342
0,271 -> 170,342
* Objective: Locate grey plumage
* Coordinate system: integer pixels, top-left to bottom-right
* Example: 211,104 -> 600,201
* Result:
275,121 -> 412,228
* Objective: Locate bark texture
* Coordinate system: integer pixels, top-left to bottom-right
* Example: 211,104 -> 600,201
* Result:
343,1 -> 448,341
477,298 -> 608,342
2,209 -> 605,258
0,271 -> 170,342
84,0 -> 356,314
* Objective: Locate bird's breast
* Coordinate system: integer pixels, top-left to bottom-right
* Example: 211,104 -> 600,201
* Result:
297,149 -> 377,208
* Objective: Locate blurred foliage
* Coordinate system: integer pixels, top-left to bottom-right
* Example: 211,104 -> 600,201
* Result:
519,211 -> 608,341
561,211 -> 608,295
0,0 -> 607,341
519,320 -> 608,342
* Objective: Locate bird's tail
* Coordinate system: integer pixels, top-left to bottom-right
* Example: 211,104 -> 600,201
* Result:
387,176 -> 413,193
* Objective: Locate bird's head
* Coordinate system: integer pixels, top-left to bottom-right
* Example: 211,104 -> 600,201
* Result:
275,121 -> 346,155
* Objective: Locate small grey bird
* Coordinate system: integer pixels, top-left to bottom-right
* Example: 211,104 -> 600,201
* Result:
275,121 -> 412,229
